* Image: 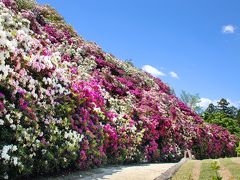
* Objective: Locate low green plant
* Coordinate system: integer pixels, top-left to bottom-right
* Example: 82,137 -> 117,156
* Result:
210,161 -> 222,180
199,160 -> 218,180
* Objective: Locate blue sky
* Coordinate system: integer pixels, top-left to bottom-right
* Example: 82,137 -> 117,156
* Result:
37,0 -> 240,108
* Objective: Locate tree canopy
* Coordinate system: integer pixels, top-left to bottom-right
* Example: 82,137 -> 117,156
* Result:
202,98 -> 240,137
180,90 -> 202,114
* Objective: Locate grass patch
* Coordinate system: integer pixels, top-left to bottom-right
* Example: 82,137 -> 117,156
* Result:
198,159 -> 216,180
172,158 -> 240,180
172,160 -> 195,180
219,158 -> 240,179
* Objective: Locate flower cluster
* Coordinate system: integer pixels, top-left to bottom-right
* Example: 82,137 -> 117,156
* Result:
0,0 -> 238,179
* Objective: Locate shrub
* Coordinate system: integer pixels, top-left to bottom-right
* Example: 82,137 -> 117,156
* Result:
0,1 -> 237,179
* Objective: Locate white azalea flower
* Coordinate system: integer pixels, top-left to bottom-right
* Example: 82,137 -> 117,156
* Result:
0,119 -> 4,125
12,157 -> 18,166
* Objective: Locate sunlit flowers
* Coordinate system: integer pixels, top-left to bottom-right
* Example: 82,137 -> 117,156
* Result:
0,0 -> 237,179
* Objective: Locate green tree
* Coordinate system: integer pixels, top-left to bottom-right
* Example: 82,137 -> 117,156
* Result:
216,99 -> 238,118
170,87 -> 176,95
217,98 -> 230,115
236,109 -> 240,125
180,90 -> 202,113
201,103 -> 217,120
204,112 -> 240,136
206,103 -> 217,114
203,100 -> 240,137
228,106 -> 238,118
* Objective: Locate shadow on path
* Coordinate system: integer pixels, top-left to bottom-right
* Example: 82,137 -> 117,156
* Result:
37,162 -> 177,180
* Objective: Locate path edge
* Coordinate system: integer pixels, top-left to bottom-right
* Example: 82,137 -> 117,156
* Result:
154,158 -> 189,180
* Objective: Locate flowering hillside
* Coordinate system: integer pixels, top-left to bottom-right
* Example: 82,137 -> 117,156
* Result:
0,0 -> 237,179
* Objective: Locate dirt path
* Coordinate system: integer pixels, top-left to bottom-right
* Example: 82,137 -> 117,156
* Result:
231,157 -> 240,164
192,160 -> 201,180
42,163 -> 177,180
218,160 -> 235,180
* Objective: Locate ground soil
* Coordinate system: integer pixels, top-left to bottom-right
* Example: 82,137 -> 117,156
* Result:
192,160 -> 201,180
218,160 -> 235,180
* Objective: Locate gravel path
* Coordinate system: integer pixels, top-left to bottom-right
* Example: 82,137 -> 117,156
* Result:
43,163 -> 177,180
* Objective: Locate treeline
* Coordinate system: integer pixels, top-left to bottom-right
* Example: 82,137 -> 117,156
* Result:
179,91 -> 240,137
201,98 -> 240,137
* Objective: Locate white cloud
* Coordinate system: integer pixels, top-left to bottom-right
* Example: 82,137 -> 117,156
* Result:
169,71 -> 179,79
222,25 -> 236,34
197,98 -> 218,109
198,98 -> 240,109
226,99 -> 240,108
142,65 -> 165,77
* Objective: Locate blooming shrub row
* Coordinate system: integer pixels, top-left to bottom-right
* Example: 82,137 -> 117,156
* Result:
0,0 -> 238,179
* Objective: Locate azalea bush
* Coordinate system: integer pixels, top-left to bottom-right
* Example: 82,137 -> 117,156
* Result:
0,0 -> 238,179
